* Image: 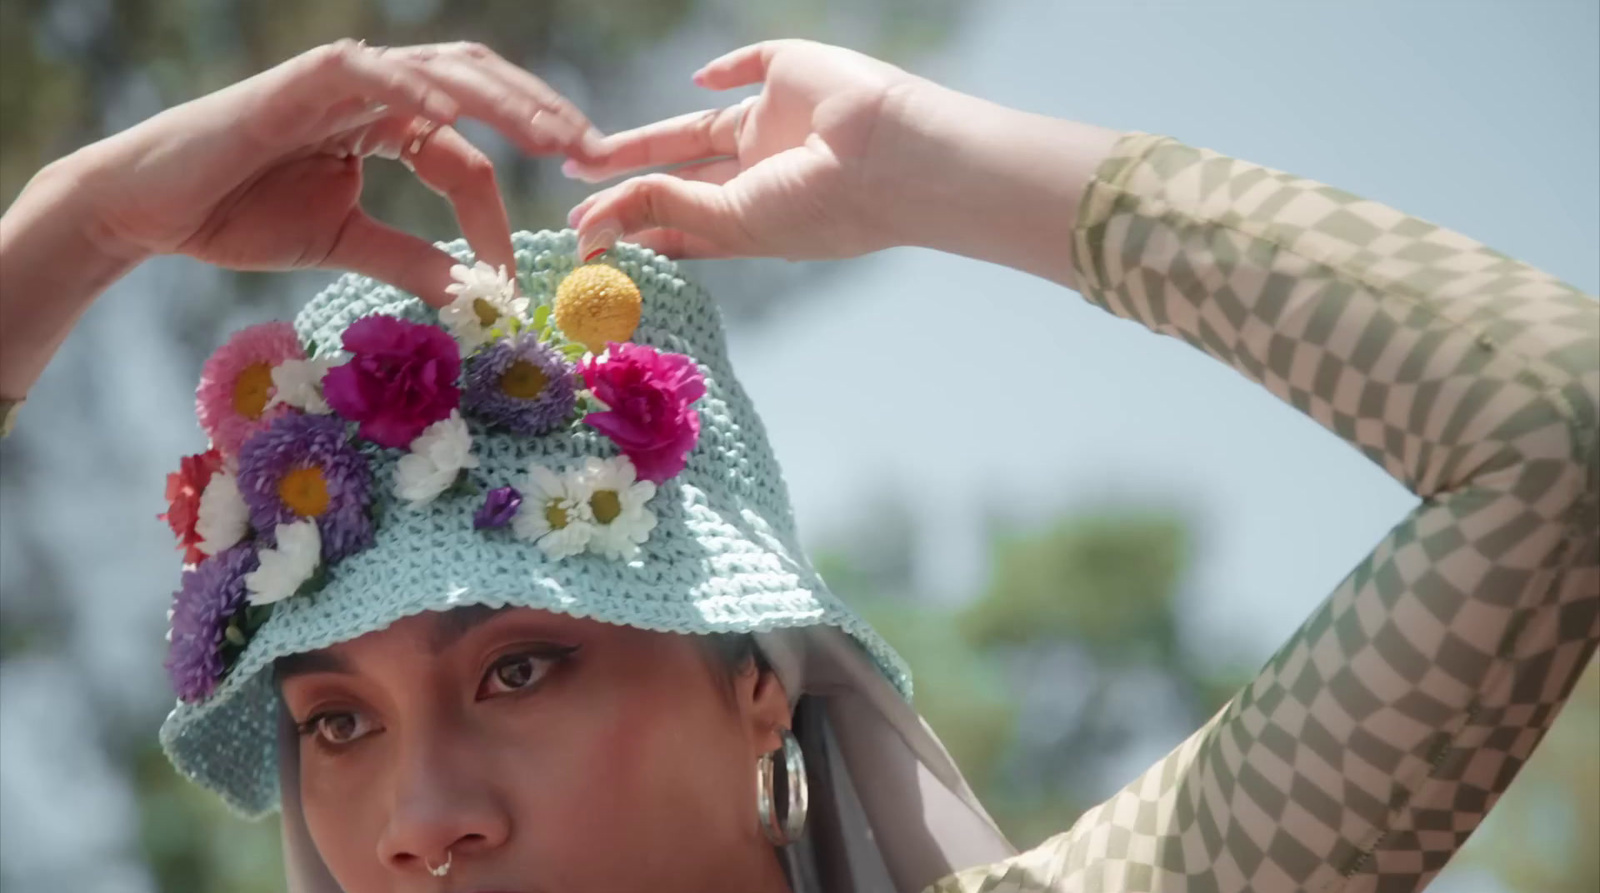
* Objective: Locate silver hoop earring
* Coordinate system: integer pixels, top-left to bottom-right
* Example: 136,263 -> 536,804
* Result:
425,848 -> 452,877
756,727 -> 808,846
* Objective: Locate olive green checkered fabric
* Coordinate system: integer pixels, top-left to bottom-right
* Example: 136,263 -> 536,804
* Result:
925,132 -> 1599,893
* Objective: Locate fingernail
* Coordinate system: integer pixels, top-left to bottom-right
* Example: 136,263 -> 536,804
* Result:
566,203 -> 584,227
579,128 -> 608,158
577,219 -> 621,262
561,159 -> 586,180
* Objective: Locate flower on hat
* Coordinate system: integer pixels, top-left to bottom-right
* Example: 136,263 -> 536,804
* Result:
553,263 -> 642,353
581,343 -> 706,483
165,544 -> 258,703
462,334 -> 577,436
196,322 -> 304,455
236,413 -> 374,563
265,356 -> 338,415
440,261 -> 529,354
245,520 -> 321,606
576,456 -> 657,560
394,409 -> 479,506
194,470 -> 250,557
511,464 -> 595,560
474,485 -> 522,530
160,448 -> 226,565
323,316 -> 461,449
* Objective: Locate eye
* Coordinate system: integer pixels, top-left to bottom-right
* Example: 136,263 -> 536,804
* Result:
297,710 -> 378,749
477,646 -> 575,699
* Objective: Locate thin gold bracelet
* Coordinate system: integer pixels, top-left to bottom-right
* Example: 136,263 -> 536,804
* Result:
0,397 -> 22,438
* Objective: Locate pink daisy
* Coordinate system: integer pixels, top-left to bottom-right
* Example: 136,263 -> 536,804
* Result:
196,322 -> 305,456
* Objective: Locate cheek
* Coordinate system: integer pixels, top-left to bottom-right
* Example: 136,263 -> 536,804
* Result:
514,679 -> 758,879
301,752 -> 388,887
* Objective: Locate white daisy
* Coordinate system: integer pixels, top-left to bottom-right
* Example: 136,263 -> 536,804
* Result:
264,356 -> 337,414
393,410 -> 479,506
576,456 -> 657,561
511,464 -> 595,559
245,520 -> 321,605
194,471 -> 250,556
440,261 -> 530,353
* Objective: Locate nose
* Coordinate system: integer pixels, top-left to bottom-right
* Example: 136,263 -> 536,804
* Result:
375,734 -> 513,876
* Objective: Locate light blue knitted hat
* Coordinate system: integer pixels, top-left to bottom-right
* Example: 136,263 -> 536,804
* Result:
157,228 -> 911,819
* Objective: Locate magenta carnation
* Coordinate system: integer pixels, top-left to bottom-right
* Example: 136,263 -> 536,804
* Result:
580,342 -> 706,483
195,322 -> 304,456
323,316 -> 461,449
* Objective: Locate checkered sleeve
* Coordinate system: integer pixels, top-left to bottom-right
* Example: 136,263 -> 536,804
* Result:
924,132 -> 1599,892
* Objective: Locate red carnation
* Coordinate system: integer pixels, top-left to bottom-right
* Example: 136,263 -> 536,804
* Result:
160,448 -> 224,564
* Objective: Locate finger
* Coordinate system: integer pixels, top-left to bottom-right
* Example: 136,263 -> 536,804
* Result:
396,54 -> 588,158
401,123 -> 516,279
434,42 -> 606,160
384,42 -> 607,162
321,210 -> 461,308
260,41 -> 460,143
692,40 -> 797,90
324,113 -> 415,160
629,228 -> 733,260
567,159 -> 740,229
572,173 -> 743,262
561,100 -> 752,183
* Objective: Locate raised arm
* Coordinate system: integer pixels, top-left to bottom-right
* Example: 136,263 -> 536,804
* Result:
567,43 -> 1597,889
0,40 -> 605,434
927,133 -> 1599,892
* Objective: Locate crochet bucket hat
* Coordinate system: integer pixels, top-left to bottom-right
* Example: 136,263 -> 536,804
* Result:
157,229 -> 1013,892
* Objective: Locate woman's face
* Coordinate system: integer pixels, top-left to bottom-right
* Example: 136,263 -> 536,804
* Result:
276,605 -> 794,892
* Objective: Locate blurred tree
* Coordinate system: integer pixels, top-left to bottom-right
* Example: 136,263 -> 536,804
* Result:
818,495 -> 1249,850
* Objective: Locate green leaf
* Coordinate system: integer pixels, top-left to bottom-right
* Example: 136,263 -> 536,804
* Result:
560,342 -> 588,359
532,304 -> 550,329
242,604 -> 274,635
448,472 -> 481,498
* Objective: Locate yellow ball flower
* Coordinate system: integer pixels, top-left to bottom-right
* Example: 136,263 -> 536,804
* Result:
553,264 -> 642,353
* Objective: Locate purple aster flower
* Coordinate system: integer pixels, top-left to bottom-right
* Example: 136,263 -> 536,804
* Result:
165,544 -> 258,703
236,413 -> 374,562
474,485 -> 523,529
462,335 -> 577,436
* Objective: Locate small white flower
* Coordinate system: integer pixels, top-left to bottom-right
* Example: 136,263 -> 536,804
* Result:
194,471 -> 250,556
393,410 -> 480,506
440,261 -> 530,353
245,520 -> 321,605
511,464 -> 595,559
576,456 -> 657,561
264,356 -> 337,414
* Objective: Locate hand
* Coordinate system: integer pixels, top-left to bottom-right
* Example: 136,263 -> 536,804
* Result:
69,40 -> 603,304
563,39 -> 926,262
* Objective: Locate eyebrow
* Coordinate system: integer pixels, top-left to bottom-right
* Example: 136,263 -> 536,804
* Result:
274,604 -> 516,682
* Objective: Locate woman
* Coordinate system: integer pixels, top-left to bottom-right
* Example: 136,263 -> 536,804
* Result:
1,37 -> 1594,893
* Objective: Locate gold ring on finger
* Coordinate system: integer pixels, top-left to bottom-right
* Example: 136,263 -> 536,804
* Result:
403,119 -> 441,160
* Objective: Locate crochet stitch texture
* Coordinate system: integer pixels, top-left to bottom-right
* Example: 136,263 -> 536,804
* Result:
158,229 -> 912,819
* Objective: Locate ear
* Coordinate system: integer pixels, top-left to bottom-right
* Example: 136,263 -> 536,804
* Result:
738,661 -> 791,756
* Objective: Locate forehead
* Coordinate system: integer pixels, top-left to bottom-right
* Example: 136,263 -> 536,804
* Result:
273,604 -> 564,682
